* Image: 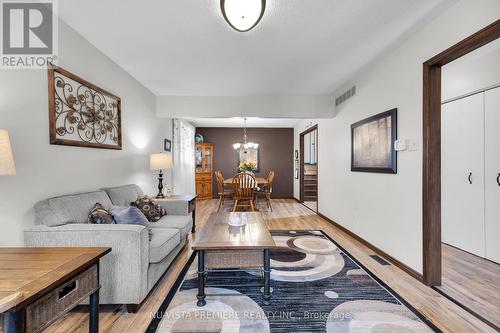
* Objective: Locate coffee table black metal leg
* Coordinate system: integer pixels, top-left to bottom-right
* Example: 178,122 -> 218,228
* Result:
263,249 -> 271,305
197,250 -> 206,306
3,309 -> 25,333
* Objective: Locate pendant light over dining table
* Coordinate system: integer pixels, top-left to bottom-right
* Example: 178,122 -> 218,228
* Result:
220,0 -> 266,32
233,118 -> 259,150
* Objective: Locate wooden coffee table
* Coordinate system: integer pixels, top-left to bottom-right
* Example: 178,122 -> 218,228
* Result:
192,212 -> 276,306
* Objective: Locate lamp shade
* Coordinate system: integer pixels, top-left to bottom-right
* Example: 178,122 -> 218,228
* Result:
0,129 -> 16,176
150,152 -> 173,171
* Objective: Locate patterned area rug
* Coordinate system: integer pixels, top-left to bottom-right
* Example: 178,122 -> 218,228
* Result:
148,230 -> 438,332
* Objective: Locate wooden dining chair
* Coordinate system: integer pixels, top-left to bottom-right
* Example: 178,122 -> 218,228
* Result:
215,170 -> 233,212
232,173 -> 257,212
256,170 -> 275,211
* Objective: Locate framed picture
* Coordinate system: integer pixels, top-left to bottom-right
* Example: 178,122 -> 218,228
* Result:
295,150 -> 299,159
295,159 -> 299,179
351,108 -> 397,174
48,64 -> 122,149
164,139 -> 172,152
238,147 -> 259,171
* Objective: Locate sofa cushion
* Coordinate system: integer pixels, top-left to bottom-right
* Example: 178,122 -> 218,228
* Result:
102,184 -> 144,207
35,190 -> 113,226
149,215 -> 192,238
149,228 -> 180,263
132,196 -> 166,222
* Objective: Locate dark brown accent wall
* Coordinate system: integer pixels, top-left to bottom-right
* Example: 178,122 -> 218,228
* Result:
196,128 -> 294,198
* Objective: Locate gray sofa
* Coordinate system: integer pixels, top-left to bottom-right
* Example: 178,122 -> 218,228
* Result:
24,184 -> 192,311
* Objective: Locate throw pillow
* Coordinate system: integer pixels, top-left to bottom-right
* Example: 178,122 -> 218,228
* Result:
111,206 -> 153,241
88,203 -> 114,224
131,196 -> 166,222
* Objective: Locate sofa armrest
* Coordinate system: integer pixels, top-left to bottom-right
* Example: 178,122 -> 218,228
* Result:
157,200 -> 189,216
24,224 -> 149,305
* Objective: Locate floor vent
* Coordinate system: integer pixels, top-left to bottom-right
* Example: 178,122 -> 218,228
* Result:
370,255 -> 391,266
335,85 -> 356,106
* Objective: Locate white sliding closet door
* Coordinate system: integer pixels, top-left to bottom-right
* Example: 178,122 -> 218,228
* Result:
485,87 -> 500,263
442,93 -> 485,257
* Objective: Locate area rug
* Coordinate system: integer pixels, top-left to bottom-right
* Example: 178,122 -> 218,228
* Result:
147,230 -> 438,333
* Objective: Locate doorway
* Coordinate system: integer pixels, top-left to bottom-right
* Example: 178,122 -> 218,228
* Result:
422,19 -> 500,330
438,40 -> 500,329
422,18 -> 499,285
300,125 -> 318,212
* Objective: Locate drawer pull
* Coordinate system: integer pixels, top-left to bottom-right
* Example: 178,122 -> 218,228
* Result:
58,281 -> 77,300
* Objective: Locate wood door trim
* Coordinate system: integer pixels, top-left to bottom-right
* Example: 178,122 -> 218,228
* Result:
299,125 -> 318,137
422,19 -> 500,286
299,125 -> 318,205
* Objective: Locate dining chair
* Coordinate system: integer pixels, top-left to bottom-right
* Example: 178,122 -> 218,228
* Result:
215,170 -> 233,212
256,170 -> 275,211
232,172 -> 257,212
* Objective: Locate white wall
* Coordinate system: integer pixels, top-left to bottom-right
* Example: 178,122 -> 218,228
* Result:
156,95 -> 335,119
293,0 -> 500,273
0,19 -> 172,246
442,38 -> 500,101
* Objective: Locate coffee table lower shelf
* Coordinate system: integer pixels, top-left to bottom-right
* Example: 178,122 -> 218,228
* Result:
195,249 -> 271,306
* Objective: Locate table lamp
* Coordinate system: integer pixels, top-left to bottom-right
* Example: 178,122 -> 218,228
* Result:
150,152 -> 173,198
0,129 -> 16,176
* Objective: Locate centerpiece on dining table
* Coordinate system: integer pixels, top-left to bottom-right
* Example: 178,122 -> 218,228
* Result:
238,161 -> 257,175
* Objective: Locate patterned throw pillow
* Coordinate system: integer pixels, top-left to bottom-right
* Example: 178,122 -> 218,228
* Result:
88,203 -> 114,224
131,196 -> 166,222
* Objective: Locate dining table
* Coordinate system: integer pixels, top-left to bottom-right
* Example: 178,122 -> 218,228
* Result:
224,177 -> 268,186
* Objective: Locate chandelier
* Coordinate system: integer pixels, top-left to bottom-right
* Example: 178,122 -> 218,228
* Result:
220,0 -> 266,32
233,118 -> 259,150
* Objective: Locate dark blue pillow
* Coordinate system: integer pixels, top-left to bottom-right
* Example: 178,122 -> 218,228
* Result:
111,206 -> 152,240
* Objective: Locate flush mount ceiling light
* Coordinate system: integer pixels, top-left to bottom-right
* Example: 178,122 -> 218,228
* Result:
220,0 -> 266,32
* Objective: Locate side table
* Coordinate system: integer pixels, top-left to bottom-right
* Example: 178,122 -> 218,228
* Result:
0,247 -> 110,333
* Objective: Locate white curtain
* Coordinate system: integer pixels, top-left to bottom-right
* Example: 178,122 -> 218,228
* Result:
172,119 -> 196,195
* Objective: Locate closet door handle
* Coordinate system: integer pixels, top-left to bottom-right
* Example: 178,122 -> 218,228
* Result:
468,172 -> 472,184
497,173 -> 500,186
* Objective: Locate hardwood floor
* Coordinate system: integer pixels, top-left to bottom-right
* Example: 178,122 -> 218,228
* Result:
302,200 -> 317,212
1,199 -> 496,333
437,243 -> 500,329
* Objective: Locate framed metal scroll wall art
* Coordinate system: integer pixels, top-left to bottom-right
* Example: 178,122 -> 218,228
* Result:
48,65 -> 122,149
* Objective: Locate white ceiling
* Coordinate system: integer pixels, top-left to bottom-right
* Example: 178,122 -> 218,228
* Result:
188,117 -> 300,128
59,0 -> 451,96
